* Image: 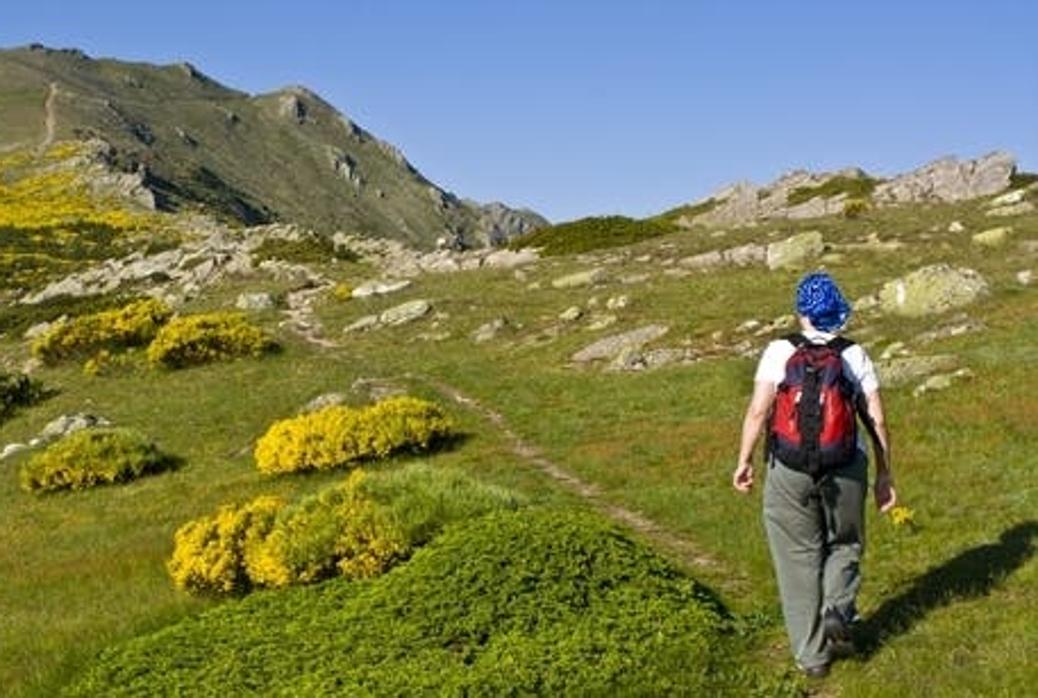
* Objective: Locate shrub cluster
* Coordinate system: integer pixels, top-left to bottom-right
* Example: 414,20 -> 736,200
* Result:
167,465 -> 517,595
146,311 -> 277,368
254,396 -> 452,475
843,197 -> 870,219
0,371 -> 44,421
76,508 -> 799,697
20,428 -> 175,493
31,298 -> 172,364
252,235 -> 357,265
786,174 -> 878,206
508,215 -> 674,256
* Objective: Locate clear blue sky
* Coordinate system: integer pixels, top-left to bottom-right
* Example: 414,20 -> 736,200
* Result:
2,1 -> 1036,222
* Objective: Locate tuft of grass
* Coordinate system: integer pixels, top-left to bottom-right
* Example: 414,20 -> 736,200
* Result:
508,215 -> 674,256
786,175 -> 878,206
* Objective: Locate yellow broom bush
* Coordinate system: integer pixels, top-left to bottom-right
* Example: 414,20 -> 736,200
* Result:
31,298 -> 172,363
254,396 -> 453,475
146,311 -> 277,368
167,495 -> 285,595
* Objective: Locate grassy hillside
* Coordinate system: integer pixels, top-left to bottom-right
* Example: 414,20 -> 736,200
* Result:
0,172 -> 1035,696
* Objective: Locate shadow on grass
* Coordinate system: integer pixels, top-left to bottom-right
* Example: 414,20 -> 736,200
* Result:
856,520 -> 1037,658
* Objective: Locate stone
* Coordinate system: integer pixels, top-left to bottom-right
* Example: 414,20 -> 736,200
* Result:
585,314 -> 618,331
723,243 -> 767,266
344,315 -> 380,333
877,265 -> 989,317
571,324 -> 669,363
606,295 -> 630,310
880,341 -> 907,361
1017,270 -> 1033,286
947,220 -> 965,233
472,317 -> 509,343
379,299 -> 432,326
301,392 -> 346,413
988,189 -> 1027,207
912,368 -> 974,398
0,443 -> 28,460
736,319 -> 762,333
766,231 -> 824,270
559,306 -> 583,322
986,201 -> 1035,217
876,355 -> 958,387
551,268 -> 608,289
235,292 -> 276,310
351,279 -> 412,298
39,413 -> 112,442
482,248 -> 539,269
662,268 -> 692,278
24,320 -> 58,340
679,250 -> 723,270
971,226 -> 1012,247
620,273 -> 652,285
872,151 -> 1015,204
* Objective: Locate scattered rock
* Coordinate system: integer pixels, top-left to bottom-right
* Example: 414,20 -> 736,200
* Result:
559,306 -> 583,322
972,226 -> 1012,247
877,355 -> 958,387
986,201 -> 1036,217
913,368 -> 974,398
877,265 -> 988,317
352,279 -> 412,298
344,315 -> 380,333
39,413 -> 112,442
662,268 -> 692,278
606,295 -> 630,310
23,320 -> 58,340
947,220 -> 965,233
1017,270 -> 1033,285
351,378 -> 406,402
609,347 -> 693,372
585,314 -> 618,331
766,231 -> 824,270
471,317 -> 510,343
552,268 -> 608,289
571,324 -> 669,363
988,189 -> 1027,207
0,443 -> 28,461
620,273 -> 652,285
235,292 -> 276,310
301,392 -> 346,413
736,319 -> 762,333
379,299 -> 432,326
482,248 -> 539,269
880,341 -> 907,361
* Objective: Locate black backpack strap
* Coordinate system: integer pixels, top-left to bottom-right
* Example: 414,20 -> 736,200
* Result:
826,336 -> 855,354
784,333 -> 808,347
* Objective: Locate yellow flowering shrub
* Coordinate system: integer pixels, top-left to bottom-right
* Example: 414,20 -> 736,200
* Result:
31,298 -> 172,364
889,505 -> 916,527
332,283 -> 353,301
245,471 -> 407,588
20,427 -> 175,493
146,311 -> 278,368
253,396 -> 453,475
167,495 -> 285,595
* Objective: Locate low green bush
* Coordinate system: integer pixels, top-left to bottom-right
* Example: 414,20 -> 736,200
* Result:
20,428 -> 175,493
252,235 -> 357,265
786,174 -> 878,206
508,215 -> 674,256
145,311 -> 277,368
0,371 -> 44,421
253,396 -> 453,475
70,508 -> 799,696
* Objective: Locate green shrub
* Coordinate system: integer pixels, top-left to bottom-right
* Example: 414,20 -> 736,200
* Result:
508,215 -> 674,256
654,197 -> 721,226
1009,170 -> 1038,190
843,197 -> 870,219
0,371 -> 44,422
786,174 -> 878,206
253,396 -> 453,475
245,465 -> 520,588
167,495 -> 285,595
20,428 -> 175,493
0,292 -> 137,337
145,311 -> 277,368
71,508 -> 799,696
252,235 -> 357,265
31,298 -> 172,364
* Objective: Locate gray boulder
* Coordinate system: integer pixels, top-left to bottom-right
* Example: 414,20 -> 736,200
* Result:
873,151 -> 1015,203
40,413 -> 112,442
379,299 -> 432,326
552,268 -> 608,289
877,355 -> 958,387
343,315 -> 380,333
766,231 -> 824,270
352,279 -> 412,298
235,292 -> 276,310
877,265 -> 989,317
571,324 -> 669,363
971,227 -> 1012,247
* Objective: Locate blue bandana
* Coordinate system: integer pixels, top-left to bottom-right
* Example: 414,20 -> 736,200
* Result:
795,272 -> 850,332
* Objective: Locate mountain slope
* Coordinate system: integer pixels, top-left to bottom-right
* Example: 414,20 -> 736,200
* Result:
0,45 -> 545,248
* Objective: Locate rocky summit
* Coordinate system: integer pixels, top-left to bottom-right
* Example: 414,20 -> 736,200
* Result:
0,45 -> 546,248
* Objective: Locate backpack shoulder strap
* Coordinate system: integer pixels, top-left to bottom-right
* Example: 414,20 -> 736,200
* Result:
826,336 -> 855,354
784,333 -> 808,348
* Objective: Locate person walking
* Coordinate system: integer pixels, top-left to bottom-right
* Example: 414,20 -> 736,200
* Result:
733,271 -> 896,677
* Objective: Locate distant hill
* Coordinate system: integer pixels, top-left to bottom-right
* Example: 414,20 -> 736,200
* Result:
0,44 -> 546,248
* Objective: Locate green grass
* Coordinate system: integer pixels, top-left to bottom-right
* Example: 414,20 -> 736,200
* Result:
508,215 -> 675,256
0,193 -> 1036,696
654,197 -> 721,226
786,174 -> 879,206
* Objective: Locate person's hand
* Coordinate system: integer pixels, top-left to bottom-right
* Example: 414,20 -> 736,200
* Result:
874,471 -> 896,512
733,461 -> 754,493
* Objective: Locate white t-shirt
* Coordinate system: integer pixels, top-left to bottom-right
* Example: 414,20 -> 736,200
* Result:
754,330 -> 879,452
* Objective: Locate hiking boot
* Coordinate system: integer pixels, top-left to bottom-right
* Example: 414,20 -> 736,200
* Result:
823,608 -> 855,657
801,663 -> 830,679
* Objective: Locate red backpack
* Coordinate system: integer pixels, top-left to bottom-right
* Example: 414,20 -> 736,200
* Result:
768,334 -> 858,476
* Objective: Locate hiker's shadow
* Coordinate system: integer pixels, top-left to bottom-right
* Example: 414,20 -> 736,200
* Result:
856,520 -> 1037,658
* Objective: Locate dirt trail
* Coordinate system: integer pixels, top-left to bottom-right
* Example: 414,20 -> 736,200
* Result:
38,82 -> 58,152
425,378 -> 742,584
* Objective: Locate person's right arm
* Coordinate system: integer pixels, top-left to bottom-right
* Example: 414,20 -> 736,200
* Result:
863,389 -> 897,512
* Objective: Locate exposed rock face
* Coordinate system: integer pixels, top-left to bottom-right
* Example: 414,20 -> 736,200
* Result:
877,265 -> 989,317
766,231 -> 824,270
571,324 -> 669,363
471,202 -> 550,246
872,151 -> 1014,204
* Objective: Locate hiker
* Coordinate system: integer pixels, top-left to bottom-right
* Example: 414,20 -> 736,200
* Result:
733,271 -> 896,677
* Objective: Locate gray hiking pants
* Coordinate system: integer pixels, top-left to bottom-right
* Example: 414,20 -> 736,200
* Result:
763,450 -> 867,669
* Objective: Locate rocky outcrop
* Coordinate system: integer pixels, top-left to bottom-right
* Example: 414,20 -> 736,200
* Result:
470,202 -> 549,247
766,231 -> 824,270
872,151 -> 1014,204
571,325 -> 669,363
875,265 -> 989,317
